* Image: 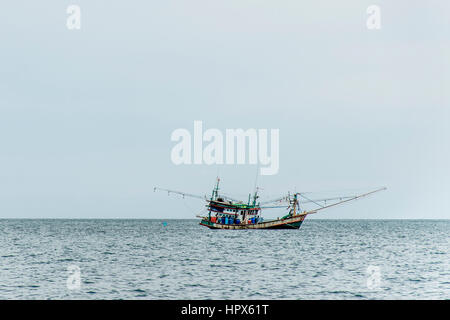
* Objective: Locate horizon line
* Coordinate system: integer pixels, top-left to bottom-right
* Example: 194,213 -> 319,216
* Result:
0,218 -> 448,220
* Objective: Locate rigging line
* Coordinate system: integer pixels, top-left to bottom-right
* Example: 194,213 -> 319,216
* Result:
182,197 -> 194,212
300,186 -> 383,194
299,193 -> 324,208
302,196 -> 356,203
221,192 -> 249,197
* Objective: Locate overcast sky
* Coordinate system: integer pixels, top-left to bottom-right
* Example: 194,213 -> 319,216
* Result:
0,1 -> 449,218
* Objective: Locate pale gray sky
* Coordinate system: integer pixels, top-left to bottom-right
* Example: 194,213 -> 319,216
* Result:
0,1 -> 449,218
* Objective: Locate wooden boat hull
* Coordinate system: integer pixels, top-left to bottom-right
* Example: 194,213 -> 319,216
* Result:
199,214 -> 307,230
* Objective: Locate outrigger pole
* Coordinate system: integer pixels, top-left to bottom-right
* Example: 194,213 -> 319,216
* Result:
303,187 -> 387,215
153,187 -> 207,200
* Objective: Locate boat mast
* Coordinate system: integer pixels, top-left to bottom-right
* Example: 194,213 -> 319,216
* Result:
292,193 -> 299,216
211,177 -> 220,201
209,177 -> 221,221
252,187 -> 259,206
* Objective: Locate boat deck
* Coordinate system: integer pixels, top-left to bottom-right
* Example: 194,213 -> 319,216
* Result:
200,214 -> 307,230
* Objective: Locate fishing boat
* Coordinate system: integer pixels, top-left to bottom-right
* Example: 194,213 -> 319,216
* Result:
154,178 -> 386,230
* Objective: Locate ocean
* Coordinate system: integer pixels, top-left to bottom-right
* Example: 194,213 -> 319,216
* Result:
0,219 -> 448,299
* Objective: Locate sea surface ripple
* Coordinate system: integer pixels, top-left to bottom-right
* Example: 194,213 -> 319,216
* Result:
0,219 -> 448,299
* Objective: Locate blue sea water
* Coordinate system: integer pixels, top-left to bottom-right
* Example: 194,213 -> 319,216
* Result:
0,219 -> 448,299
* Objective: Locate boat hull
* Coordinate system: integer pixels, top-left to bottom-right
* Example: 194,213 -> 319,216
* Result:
199,214 -> 307,230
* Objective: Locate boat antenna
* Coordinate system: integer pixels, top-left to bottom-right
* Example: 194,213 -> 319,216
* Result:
252,164 -> 260,206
